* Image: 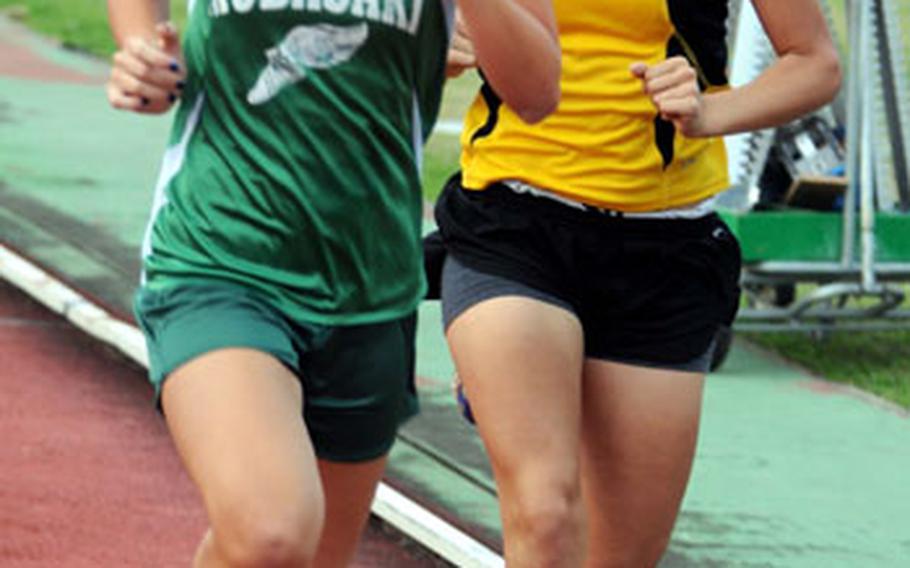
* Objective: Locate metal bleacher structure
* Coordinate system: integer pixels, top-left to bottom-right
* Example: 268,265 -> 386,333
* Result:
720,0 -> 910,334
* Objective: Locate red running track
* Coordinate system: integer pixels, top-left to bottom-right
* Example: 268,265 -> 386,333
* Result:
0,280 -> 446,567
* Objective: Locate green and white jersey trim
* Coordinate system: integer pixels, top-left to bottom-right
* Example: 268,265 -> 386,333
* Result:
140,93 -> 206,277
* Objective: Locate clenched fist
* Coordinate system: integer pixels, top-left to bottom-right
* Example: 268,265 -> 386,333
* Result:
107,22 -> 186,115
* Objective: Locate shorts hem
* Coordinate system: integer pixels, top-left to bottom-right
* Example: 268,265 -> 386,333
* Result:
312,404 -> 419,463
441,254 -> 576,331
587,340 -> 717,375
150,341 -> 298,408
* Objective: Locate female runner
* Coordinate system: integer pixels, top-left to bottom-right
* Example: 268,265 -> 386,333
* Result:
436,2 -> 841,566
106,0 -> 559,565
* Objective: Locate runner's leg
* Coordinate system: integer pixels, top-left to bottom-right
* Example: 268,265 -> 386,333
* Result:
579,360 -> 705,568
313,457 -> 388,567
447,296 -> 586,568
162,348 -> 324,568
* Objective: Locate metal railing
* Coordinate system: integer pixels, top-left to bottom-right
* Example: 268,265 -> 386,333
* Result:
724,0 -> 910,333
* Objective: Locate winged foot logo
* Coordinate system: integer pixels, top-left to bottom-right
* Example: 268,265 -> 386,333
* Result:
247,22 -> 370,105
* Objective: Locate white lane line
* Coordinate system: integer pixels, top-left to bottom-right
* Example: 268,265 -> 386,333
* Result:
374,484 -> 504,568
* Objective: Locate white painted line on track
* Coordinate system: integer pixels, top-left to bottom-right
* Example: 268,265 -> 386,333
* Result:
0,241 -> 503,568
374,484 -> 504,568
0,244 -> 148,367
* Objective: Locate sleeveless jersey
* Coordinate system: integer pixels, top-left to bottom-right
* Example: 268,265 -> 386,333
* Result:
460,0 -> 731,212
143,0 -> 453,325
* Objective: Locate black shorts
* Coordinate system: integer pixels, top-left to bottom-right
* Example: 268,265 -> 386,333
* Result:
433,175 -> 742,368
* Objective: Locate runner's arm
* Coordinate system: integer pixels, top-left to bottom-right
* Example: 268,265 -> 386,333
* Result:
106,0 -> 185,114
107,0 -> 169,47
701,0 -> 841,136
456,0 -> 561,124
632,0 -> 840,138
445,9 -> 475,79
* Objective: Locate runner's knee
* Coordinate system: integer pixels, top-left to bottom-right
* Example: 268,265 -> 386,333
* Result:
504,477 -> 584,553
211,495 -> 325,567
587,536 -> 672,568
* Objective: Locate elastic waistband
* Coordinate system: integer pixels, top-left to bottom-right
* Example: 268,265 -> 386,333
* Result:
501,179 -> 716,219
456,183 -> 721,238
446,184 -> 725,243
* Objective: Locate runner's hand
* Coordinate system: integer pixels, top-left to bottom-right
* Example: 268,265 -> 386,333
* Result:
631,56 -> 706,137
107,22 -> 186,115
446,10 -> 476,78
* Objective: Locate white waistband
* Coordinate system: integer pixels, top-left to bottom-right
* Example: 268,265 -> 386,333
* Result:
502,180 -> 716,219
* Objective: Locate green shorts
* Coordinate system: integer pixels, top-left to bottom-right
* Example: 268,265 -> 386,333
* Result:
133,278 -> 419,462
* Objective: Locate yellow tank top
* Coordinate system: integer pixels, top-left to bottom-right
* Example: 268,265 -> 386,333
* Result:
460,0 -> 731,212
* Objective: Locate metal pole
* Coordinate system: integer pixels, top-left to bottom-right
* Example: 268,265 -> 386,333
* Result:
879,0 -> 910,210
874,0 -> 910,213
859,0 -> 878,289
841,0 -> 865,268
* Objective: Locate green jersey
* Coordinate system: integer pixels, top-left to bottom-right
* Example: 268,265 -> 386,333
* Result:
143,0 -> 453,324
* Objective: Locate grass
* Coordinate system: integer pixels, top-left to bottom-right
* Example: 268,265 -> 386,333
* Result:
1,0 -> 908,409
0,0 -> 187,55
749,330 -> 910,409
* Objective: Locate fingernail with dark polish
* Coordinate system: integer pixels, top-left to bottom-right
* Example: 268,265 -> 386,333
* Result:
168,93 -> 177,103
176,80 -> 185,90
141,97 -> 150,106
169,61 -> 181,73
